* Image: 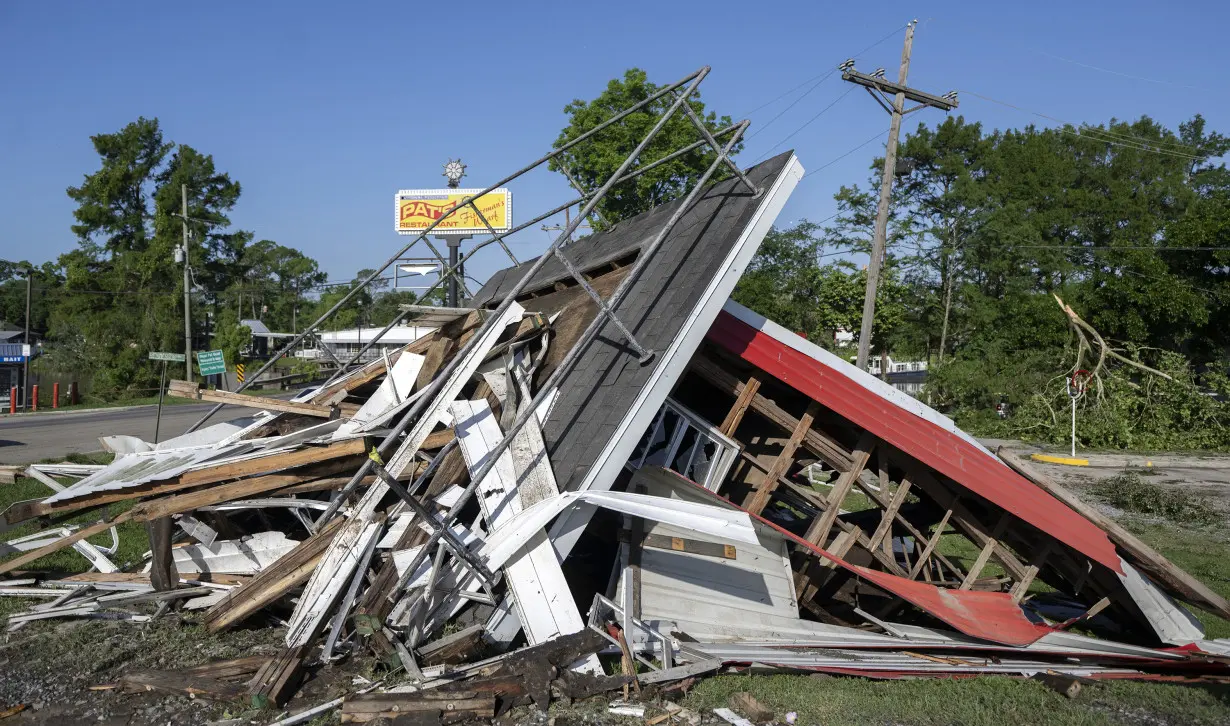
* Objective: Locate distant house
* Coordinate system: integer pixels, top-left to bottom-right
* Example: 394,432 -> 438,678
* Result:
300,325 -> 436,364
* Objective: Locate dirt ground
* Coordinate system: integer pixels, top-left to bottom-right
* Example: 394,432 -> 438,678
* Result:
989,440 -> 1230,520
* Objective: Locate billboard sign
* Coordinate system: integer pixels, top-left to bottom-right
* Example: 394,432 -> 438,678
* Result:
395,188 -> 512,235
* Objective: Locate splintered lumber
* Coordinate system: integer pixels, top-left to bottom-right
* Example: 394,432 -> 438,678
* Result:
6,439 -> 368,524
250,645 -> 308,706
341,691 -> 494,724
167,380 -> 337,418
999,448 -> 1230,621
118,670 -> 247,701
203,517 -> 345,632
417,623 -> 485,666
145,517 -> 178,592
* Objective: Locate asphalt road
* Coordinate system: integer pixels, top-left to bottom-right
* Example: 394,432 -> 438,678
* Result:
0,403 -> 269,465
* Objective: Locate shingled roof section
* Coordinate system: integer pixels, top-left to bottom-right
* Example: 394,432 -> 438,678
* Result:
476,151 -> 801,494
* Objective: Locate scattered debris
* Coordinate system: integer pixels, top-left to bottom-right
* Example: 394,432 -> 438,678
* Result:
3,90 -> 1230,726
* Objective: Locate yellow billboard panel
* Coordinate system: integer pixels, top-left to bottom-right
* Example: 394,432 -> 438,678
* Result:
395,188 -> 512,235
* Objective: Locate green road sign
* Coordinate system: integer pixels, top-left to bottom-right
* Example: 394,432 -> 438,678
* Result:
196,350 -> 226,376
149,351 -> 186,362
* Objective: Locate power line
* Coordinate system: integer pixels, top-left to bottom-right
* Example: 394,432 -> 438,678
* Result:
744,73 -> 837,142
755,87 -> 856,163
736,22 -> 910,119
960,90 -> 1206,160
1034,50 -> 1209,93
801,130 -> 885,179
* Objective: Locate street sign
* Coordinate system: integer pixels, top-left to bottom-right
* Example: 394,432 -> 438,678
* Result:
149,351 -> 186,362
196,350 -> 226,376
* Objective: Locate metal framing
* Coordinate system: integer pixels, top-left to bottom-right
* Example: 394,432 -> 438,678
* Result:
187,66 -> 750,430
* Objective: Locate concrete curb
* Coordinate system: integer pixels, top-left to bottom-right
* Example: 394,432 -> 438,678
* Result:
1030,453 -> 1090,467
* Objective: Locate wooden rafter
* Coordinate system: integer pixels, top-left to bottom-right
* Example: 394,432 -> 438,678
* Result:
908,506 -> 955,580
804,431 -> 876,548
719,375 -> 761,436
960,514 -> 1011,590
744,401 -> 820,514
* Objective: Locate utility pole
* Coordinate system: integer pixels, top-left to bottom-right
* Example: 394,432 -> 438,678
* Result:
842,20 -> 958,370
181,184 -> 193,382
22,266 -> 32,412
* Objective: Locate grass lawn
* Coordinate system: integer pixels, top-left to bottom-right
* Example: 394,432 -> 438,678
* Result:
683,674 -> 1230,726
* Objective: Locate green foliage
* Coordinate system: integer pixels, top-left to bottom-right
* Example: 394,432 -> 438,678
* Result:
986,350 -> 1230,451
212,306 -> 251,367
551,68 -> 739,226
1091,471 -> 1220,525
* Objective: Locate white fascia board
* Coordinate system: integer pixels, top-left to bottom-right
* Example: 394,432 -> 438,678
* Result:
547,154 -> 804,560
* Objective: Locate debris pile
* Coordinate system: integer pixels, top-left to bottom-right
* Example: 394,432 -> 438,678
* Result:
5,152 -> 1230,724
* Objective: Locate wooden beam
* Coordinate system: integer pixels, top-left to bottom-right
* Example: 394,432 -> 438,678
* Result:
203,517 -> 345,632
689,356 -> 852,471
146,517 -> 177,592
960,514 -> 1011,590
866,479 -> 911,553
908,507 -> 954,580
167,381 -> 337,418
719,375 -> 761,436
1010,540 -> 1053,603
744,401 -> 820,514
738,452 -> 906,576
902,464 -> 1030,582
804,431 -> 876,548
5,439 -> 368,524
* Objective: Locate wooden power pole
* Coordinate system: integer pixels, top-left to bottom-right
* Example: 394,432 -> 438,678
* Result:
181,184 -> 193,383
843,20 -> 957,370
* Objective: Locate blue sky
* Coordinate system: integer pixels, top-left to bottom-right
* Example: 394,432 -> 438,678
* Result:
2,0 -> 1226,291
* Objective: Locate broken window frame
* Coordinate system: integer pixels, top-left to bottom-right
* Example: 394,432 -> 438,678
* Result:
625,397 -> 740,492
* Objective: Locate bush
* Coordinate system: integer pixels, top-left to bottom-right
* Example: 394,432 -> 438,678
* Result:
1090,471 -> 1220,525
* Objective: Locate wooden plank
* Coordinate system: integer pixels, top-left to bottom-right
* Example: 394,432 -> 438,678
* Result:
959,514 -> 1011,590
415,336 -> 456,391
6,439 -> 368,524
744,401 -> 820,514
166,382 -> 336,418
719,375 -> 761,436
1010,540 -> 1053,603
908,507 -> 954,580
690,356 -> 852,471
617,531 -> 736,560
452,399 -> 594,665
804,431 -> 876,547
0,518 -> 123,575
249,645 -> 307,706
866,479 -> 912,553
118,671 -> 246,701
342,692 -> 494,723
999,448 -> 1230,621
417,623 -> 485,666
21,467 -> 65,493
420,427 -> 455,450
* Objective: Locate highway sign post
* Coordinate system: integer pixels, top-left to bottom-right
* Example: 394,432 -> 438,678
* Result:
149,351 -> 186,443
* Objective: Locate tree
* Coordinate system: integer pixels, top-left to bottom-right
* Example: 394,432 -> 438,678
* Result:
551,68 -> 740,226
212,306 -> 251,368
57,118 -> 249,394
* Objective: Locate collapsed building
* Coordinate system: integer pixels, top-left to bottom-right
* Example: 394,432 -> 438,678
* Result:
3,67 -> 1230,724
